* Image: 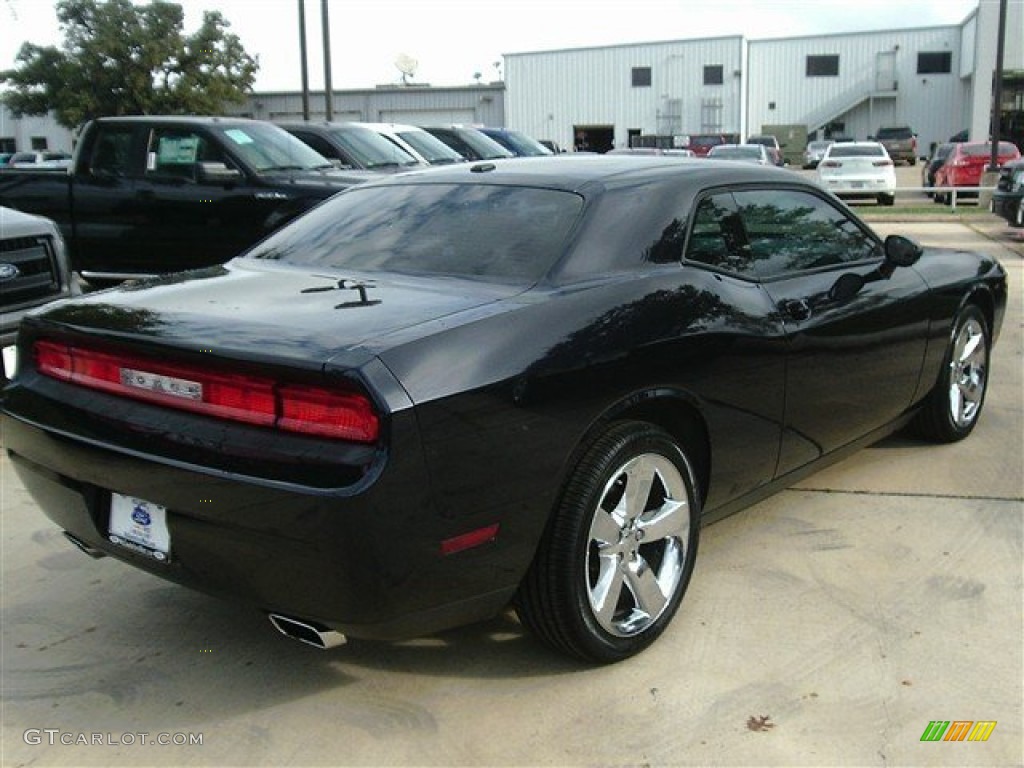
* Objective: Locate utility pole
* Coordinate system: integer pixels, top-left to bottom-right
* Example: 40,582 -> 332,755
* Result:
988,0 -> 1007,171
298,0 -> 310,120
321,0 -> 333,121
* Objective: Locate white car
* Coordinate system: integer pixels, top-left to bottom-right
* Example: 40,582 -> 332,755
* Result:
708,143 -> 771,164
816,141 -> 896,206
358,123 -> 465,166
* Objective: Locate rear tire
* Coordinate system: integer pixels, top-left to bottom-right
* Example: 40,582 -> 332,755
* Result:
913,305 -> 990,442
516,421 -> 700,663
878,193 -> 895,206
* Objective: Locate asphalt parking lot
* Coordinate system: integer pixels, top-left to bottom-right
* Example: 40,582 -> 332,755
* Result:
1,215 -> 1021,767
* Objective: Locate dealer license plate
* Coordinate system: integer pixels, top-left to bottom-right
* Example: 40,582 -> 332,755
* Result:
850,181 -> 865,189
108,494 -> 171,561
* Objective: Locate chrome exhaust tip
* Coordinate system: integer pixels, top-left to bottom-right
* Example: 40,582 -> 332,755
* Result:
268,613 -> 347,650
63,531 -> 107,559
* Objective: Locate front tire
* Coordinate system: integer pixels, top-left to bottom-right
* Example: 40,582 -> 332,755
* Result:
516,421 -> 701,663
913,305 -> 990,442
878,193 -> 895,206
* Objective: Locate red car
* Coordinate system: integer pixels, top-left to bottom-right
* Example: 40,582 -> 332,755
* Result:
933,141 -> 1020,203
683,134 -> 729,157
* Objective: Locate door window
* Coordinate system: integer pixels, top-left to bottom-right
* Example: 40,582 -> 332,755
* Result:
733,189 -> 880,278
145,129 -> 229,182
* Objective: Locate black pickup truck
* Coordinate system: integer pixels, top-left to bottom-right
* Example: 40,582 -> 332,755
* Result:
0,116 -> 376,282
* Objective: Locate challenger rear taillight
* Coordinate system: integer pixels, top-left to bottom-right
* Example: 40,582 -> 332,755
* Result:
872,159 -> 893,167
821,160 -> 842,168
33,340 -> 379,443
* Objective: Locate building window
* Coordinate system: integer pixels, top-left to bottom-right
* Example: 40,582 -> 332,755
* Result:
30,136 -> 49,150
703,65 -> 724,85
806,55 -> 839,77
917,52 -> 952,74
632,67 -> 652,87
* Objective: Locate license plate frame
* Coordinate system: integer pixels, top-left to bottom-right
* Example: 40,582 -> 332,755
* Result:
108,493 -> 171,562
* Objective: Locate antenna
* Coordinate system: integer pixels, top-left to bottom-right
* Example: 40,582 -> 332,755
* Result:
395,53 -> 418,85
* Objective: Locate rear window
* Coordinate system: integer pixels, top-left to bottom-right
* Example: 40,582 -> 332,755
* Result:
960,142 -> 1018,157
245,183 -> 583,283
829,145 -> 886,158
877,127 -> 912,139
691,136 -> 724,147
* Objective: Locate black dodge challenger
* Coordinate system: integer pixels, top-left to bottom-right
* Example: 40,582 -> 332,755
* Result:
1,157 -> 1007,663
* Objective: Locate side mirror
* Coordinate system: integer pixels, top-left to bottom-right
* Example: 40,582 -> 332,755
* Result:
198,162 -> 243,185
884,234 -> 922,268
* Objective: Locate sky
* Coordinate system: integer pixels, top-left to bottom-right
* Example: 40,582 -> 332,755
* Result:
1,0 -> 984,92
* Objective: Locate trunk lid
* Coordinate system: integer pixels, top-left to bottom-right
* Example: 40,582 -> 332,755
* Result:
26,261 -> 521,372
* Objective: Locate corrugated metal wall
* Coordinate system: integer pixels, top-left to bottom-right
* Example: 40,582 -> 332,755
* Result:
505,38 -> 745,151
233,85 -> 504,127
747,27 -> 963,152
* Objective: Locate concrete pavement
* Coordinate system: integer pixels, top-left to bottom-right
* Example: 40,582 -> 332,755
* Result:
1,217 -> 1020,767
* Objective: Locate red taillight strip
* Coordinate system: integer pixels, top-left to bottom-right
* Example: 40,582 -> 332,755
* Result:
33,340 -> 379,443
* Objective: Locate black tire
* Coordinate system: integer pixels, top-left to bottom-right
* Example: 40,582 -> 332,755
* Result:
515,420 -> 700,663
913,305 -> 990,442
878,193 -> 895,206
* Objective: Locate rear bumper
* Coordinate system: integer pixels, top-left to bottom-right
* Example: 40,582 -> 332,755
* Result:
2,409 -> 518,641
820,179 -> 895,200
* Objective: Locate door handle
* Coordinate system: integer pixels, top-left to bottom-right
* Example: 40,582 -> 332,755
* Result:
780,299 -> 812,322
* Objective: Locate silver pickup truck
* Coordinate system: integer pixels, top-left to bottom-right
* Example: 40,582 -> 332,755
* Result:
1,206 -> 78,386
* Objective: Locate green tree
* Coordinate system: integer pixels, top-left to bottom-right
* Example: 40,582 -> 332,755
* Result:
0,0 -> 259,129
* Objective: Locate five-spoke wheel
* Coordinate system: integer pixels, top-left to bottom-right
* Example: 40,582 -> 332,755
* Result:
914,304 -> 991,442
516,421 -> 700,663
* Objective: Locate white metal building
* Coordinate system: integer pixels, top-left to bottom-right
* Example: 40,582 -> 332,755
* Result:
504,0 -> 1023,155
0,105 -> 74,156
228,83 -> 505,128
505,36 -> 746,153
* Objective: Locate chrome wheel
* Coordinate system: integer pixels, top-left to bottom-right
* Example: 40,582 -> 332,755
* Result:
585,453 -> 690,637
948,315 -> 987,429
516,420 -> 700,662
914,305 -> 990,443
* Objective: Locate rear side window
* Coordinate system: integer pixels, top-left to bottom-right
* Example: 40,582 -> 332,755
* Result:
247,183 -> 583,283
86,127 -> 136,177
686,193 -> 756,276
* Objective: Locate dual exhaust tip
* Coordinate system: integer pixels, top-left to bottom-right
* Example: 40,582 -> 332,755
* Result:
62,531 -> 347,650
268,613 -> 347,650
